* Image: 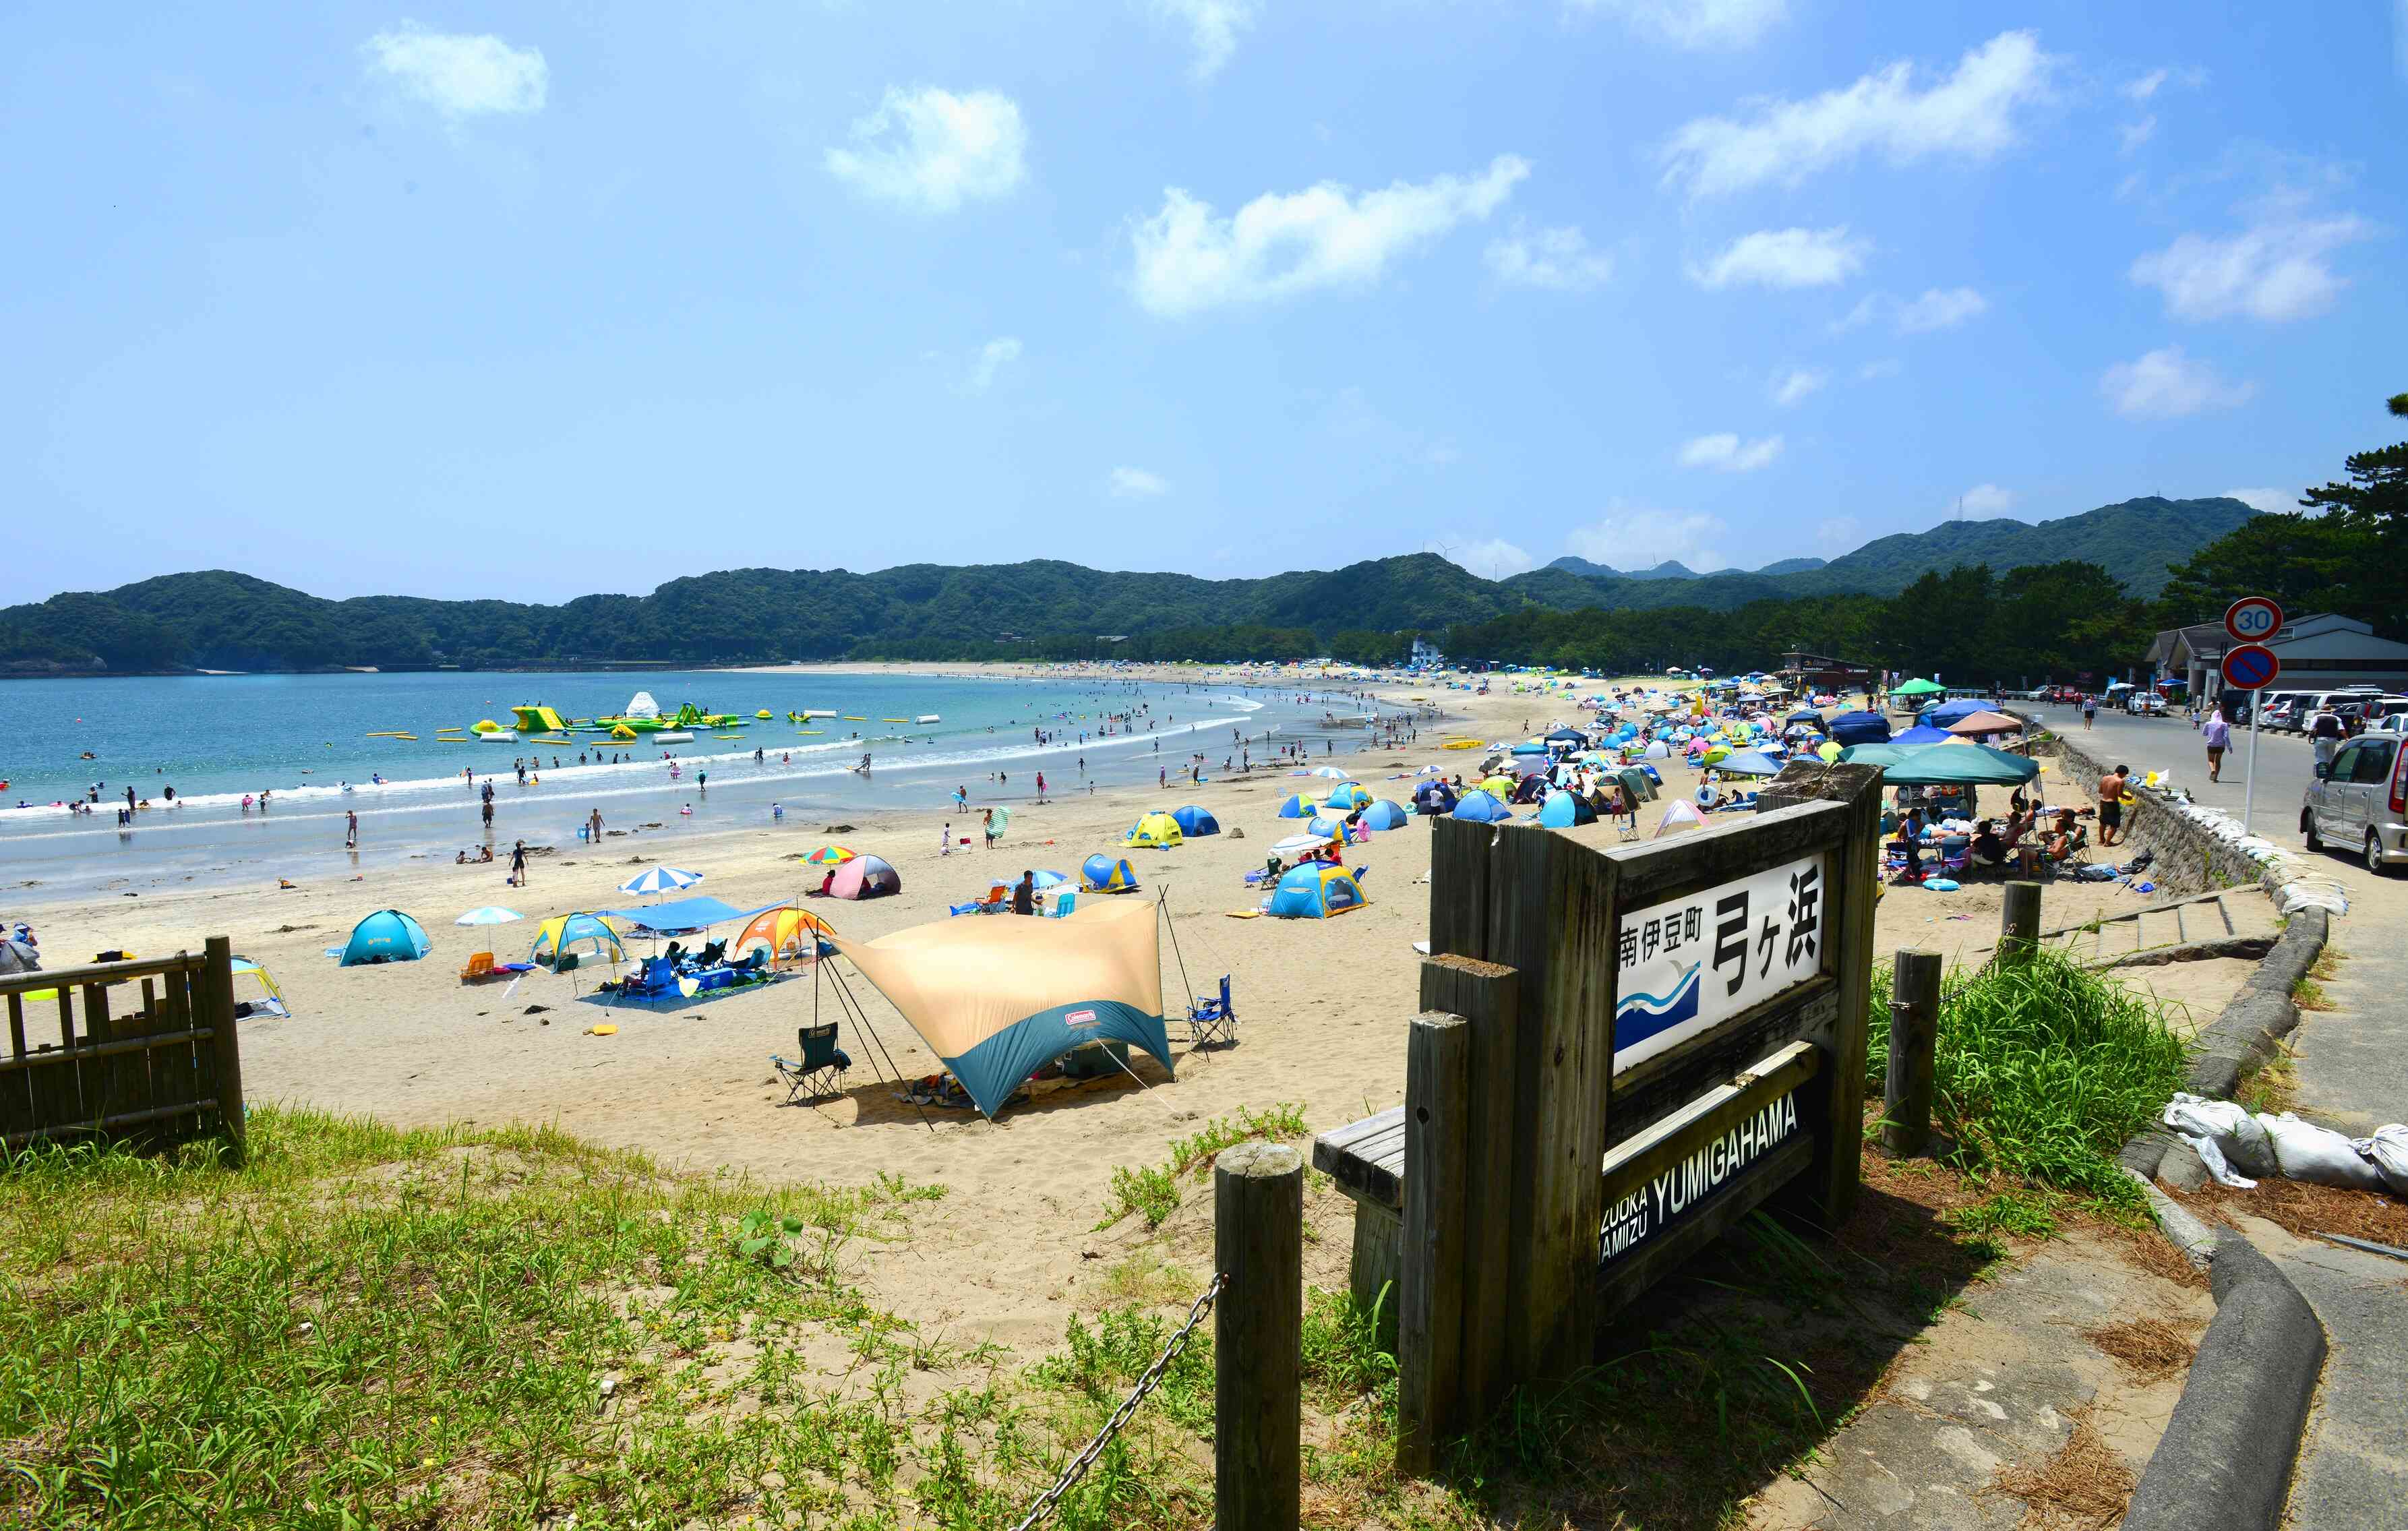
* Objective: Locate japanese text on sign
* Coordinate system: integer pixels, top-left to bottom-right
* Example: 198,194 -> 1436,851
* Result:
1611,852 -> 1827,1072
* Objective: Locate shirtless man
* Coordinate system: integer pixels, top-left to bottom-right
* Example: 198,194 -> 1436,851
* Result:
2097,763 -> 2130,847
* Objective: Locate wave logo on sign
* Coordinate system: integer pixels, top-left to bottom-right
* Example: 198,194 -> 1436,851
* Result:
1615,962 -> 1700,1050
1064,1008 -> 1100,1028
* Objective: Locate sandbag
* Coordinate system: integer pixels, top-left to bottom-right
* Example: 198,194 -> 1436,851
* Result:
2355,1124 -> 2408,1198
2164,1093 -> 2277,1178
2259,1112 -> 2384,1192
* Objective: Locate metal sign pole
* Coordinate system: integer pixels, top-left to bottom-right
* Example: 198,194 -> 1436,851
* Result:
2244,688 -> 2260,834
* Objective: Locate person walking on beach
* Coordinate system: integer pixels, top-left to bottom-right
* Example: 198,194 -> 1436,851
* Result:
2081,694 -> 2097,730
509,839 -> 528,887
344,810 -> 358,850
2201,709 -> 2231,783
588,808 -> 604,843
2097,764 -> 2130,848
982,808 -> 998,850
940,822 -> 953,857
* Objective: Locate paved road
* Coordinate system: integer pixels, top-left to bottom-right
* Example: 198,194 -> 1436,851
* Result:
2020,701 -> 2317,838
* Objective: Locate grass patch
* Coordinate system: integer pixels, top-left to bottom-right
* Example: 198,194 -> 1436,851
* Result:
2235,1039 -> 2301,1116
0,1106 -> 1185,1531
1096,1102 -> 1310,1231
1868,951 -> 2189,1216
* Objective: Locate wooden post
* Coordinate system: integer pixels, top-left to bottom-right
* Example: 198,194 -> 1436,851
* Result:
202,938 -> 245,1164
1417,954 -> 1517,1424
1812,764 -> 1882,1226
1884,951 -> 1942,1158
1397,1013 -> 1470,1476
1214,1141 -> 1300,1531
1999,882 -> 2041,967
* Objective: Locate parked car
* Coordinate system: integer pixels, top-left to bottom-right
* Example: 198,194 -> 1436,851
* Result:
2125,692 -> 2167,716
2260,698 -> 2303,733
2303,732 -> 2408,876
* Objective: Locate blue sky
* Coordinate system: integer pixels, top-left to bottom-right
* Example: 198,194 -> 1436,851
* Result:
5,1 -> 2405,605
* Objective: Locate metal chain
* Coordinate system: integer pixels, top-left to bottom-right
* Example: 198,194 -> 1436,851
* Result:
1008,1271 -> 1226,1531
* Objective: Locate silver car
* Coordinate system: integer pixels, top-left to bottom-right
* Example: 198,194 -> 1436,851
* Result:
2303,733 -> 2408,876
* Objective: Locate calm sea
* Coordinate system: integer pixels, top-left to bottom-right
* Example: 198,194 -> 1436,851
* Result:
0,669 -> 1379,904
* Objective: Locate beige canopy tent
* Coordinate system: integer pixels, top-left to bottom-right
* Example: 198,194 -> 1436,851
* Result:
826,897 -> 1172,1118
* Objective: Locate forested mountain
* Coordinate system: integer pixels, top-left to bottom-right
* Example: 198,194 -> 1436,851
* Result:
0,494 -> 2256,676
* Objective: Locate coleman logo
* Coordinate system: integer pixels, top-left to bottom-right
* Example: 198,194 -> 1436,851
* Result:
1065,1009 -> 1099,1027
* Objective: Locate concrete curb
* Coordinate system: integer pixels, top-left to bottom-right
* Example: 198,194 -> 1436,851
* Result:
2124,1226 -> 2327,1531
2184,905 -> 2328,1100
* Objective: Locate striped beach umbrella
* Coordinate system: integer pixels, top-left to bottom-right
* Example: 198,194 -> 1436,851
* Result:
619,866 -> 702,897
802,845 -> 857,866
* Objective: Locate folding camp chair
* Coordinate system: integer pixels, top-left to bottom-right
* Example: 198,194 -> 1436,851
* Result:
771,1021 -> 852,1104
1186,975 -> 1238,1048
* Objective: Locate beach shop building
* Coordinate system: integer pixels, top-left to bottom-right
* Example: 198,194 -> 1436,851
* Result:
1779,649 -> 1882,696
2153,613 -> 2408,704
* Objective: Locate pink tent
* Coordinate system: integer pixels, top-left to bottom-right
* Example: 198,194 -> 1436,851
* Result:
827,855 -> 901,899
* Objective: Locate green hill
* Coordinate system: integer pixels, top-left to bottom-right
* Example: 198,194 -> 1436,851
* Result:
0,496 -> 2256,674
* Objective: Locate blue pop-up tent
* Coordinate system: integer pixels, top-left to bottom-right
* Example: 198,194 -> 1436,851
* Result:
1170,804 -> 1220,836
338,909 -> 431,966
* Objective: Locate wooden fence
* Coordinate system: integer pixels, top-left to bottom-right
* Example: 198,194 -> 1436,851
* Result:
1317,759 -> 1884,1472
0,936 -> 246,1158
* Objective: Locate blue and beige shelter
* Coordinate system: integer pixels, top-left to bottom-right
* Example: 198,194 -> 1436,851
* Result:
1170,804 -> 1220,837
1322,782 -> 1371,810
338,909 -> 431,966
1265,864 -> 1368,920
1275,793 -> 1319,818
1082,854 -> 1141,893
1538,790 -> 1595,829
828,898 -> 1174,1119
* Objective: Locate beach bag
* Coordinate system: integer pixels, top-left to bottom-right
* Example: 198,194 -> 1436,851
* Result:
2260,1112 -> 2384,1191
2361,1124 -> 2408,1197
2163,1093 -> 2276,1179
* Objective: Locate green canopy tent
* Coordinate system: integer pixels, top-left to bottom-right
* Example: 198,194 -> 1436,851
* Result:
1846,742 -> 2039,786
1890,678 -> 1946,698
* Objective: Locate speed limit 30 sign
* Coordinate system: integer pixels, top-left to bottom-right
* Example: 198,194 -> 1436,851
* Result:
2225,597 -> 2284,644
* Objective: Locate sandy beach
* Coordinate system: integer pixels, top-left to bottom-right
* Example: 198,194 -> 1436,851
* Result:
8,664 -> 2248,1353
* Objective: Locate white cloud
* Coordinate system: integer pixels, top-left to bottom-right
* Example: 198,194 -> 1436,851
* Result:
1128,156 -> 1528,316
1445,538 -> 1536,579
1149,0 -> 1260,80
361,24 -> 547,117
1679,432 -> 1784,472
2121,65 -> 2206,100
826,86 -> 1027,213
2101,347 -> 2254,419
1109,467 -> 1170,498
1857,357 -> 1902,381
1770,367 -> 1828,407
1812,516 -> 1861,553
1567,0 -> 1787,50
2223,487 -> 2295,514
1689,226 -> 1869,289
1565,502 -> 1731,572
1484,224 -> 1614,291
1832,288 -> 1986,334
1957,483 -> 2017,516
2130,216 -> 2373,323
2119,115 -> 2157,155
967,336 -> 1022,392
1661,30 -> 2054,198
1895,286 -> 1989,332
